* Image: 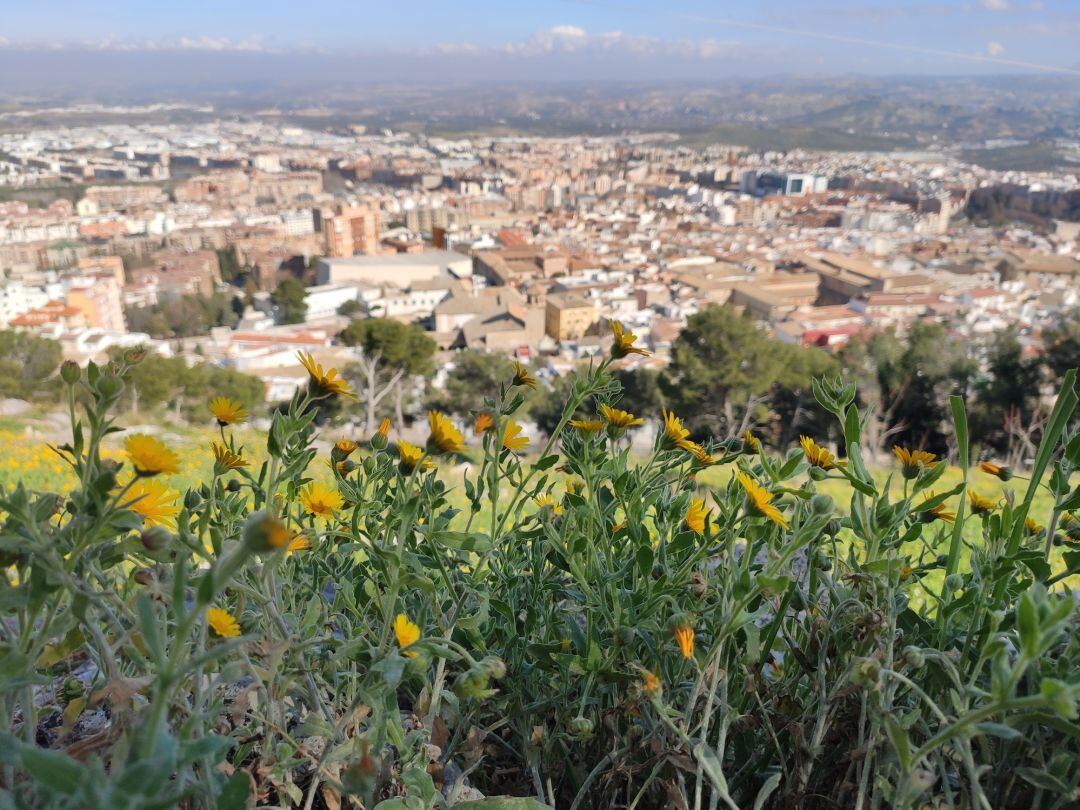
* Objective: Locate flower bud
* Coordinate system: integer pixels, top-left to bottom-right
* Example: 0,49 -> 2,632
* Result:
340,744 -> 378,795
58,677 -> 84,703
850,657 -> 882,689
902,646 -> 925,669
184,489 -> 202,510
140,526 -> 174,552
944,573 -> 963,591
60,360 -> 81,385
242,510 -> 291,554
226,479 -> 241,493
95,372 -> 124,400
809,466 -> 827,482
810,494 -> 834,515
479,655 -> 507,680
569,716 -> 594,739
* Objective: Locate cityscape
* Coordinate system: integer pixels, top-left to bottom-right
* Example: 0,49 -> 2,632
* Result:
1,104 -> 1078,447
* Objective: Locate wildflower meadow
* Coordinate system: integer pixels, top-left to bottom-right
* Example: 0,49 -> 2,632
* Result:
1,327 -> 1080,809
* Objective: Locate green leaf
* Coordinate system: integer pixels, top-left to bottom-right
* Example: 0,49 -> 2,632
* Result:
455,800 -> 551,809
215,771 -> 253,810
19,746 -> 85,795
1016,766 -> 1069,793
884,715 -> 912,772
752,772 -> 782,810
972,722 -> 1022,740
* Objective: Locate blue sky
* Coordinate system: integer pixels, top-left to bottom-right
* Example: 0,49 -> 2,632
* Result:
1,0 -> 1078,77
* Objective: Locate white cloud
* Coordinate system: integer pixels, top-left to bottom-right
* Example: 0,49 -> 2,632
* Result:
986,40 -> 1006,55
980,0 -> 1011,10
429,26 -> 742,61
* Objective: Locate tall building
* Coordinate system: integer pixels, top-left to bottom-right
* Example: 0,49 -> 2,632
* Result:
323,204 -> 381,257
65,274 -> 126,332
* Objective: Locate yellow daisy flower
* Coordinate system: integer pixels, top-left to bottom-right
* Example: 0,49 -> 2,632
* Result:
299,482 -> 344,518
674,622 -> 695,660
599,404 -> 644,430
534,494 -> 564,516
335,438 -> 359,458
376,418 -> 391,439
427,410 -> 465,455
969,490 -> 998,516
125,478 -> 180,528
609,319 -> 650,359
512,361 -> 537,389
569,419 -> 605,435
207,607 -> 241,638
920,500 -> 956,524
474,412 -> 494,435
502,419 -> 530,453
979,461 -> 1012,481
395,613 -> 421,658
208,396 -> 247,426
397,440 -> 433,473
800,436 -> 836,471
297,351 -> 355,399
742,429 -> 762,455
640,668 -> 662,697
124,433 -> 180,476
661,408 -> 690,448
893,446 -> 937,479
683,497 -> 709,535
676,438 -> 714,467
211,442 -> 246,470
736,472 -> 789,530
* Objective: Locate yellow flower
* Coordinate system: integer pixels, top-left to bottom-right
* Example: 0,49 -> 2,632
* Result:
299,482 -> 344,518
900,564 -> 914,581
397,440 -> 433,472
335,438 -> 359,457
683,497 -> 709,536
640,668 -> 662,697
376,418 -> 391,438
473,412 -> 494,435
209,396 -> 247,426
969,490 -> 998,516
674,622 -> 695,660
609,319 -> 650,359
258,514 -> 298,551
427,410 -> 465,455
211,442 -> 246,470
661,408 -> 690,448
742,429 -> 762,455
893,446 -> 937,479
124,433 -> 180,476
395,613 -> 421,657
800,436 -> 835,470
569,419 -> 605,435
736,472 -> 789,530
534,494 -> 564,516
918,492 -> 956,524
286,533 -> 312,554
979,461 -> 1012,481
599,404 -> 644,430
502,419 -> 530,453
512,361 -> 537,389
297,351 -> 355,399
676,438 -> 714,466
1024,518 -> 1044,535
207,607 -> 241,638
125,478 -> 179,528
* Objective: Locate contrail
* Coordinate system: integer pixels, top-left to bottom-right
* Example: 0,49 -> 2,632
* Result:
567,0 -> 1080,76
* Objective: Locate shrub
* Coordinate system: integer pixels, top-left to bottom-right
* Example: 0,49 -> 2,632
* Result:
1,330 -> 1079,809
